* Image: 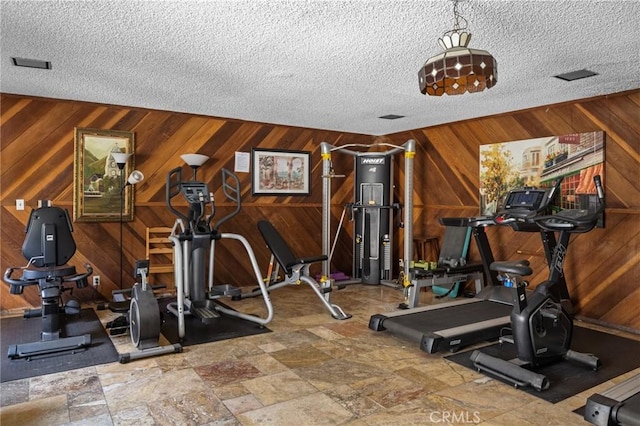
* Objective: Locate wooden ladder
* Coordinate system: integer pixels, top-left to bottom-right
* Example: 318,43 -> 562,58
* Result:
145,226 -> 175,290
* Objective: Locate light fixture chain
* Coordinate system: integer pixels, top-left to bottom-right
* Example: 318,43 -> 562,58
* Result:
444,0 -> 468,37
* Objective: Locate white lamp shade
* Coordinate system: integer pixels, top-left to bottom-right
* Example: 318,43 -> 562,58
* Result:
111,152 -> 132,165
127,170 -> 144,185
181,153 -> 209,167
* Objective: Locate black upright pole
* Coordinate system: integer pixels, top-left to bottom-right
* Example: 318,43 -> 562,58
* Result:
119,170 -> 124,289
112,151 -> 131,290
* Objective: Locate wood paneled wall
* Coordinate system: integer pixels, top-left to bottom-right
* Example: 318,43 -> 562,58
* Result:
1,90 -> 638,331
385,90 -> 640,331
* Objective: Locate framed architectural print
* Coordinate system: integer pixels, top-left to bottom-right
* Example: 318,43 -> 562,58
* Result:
479,131 -> 605,225
251,148 -> 311,196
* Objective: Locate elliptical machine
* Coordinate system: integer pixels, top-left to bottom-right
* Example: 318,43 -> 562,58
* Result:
166,154 -> 273,339
471,175 -> 605,391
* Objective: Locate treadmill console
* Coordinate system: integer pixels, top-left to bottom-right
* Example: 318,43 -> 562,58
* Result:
440,179 -> 561,232
496,183 -> 559,231
503,189 -> 546,211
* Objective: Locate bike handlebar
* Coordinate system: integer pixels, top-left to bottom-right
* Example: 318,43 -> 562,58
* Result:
66,263 -> 93,283
4,267 -> 35,286
4,263 -> 93,287
534,175 -> 604,233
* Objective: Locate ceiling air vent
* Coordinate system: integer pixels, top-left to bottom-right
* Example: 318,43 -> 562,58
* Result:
11,57 -> 52,70
554,69 -> 598,82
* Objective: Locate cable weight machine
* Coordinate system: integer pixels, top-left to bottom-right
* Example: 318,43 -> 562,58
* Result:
320,140 -> 415,289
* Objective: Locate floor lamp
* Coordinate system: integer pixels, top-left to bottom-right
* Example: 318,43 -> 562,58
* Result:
111,152 -> 144,289
181,153 -> 209,180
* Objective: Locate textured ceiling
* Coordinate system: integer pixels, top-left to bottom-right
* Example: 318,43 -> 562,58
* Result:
1,1 -> 639,136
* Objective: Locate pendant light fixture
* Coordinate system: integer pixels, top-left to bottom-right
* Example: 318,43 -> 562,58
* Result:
418,0 -> 497,96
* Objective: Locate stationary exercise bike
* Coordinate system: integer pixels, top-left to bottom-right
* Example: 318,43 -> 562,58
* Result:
471,175 -> 605,391
3,201 -> 93,359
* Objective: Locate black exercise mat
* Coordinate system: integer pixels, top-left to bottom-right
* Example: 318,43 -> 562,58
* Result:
158,298 -> 271,347
445,326 -> 640,403
1,308 -> 119,383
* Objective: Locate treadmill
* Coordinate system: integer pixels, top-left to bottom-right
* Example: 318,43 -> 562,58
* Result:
584,374 -> 640,426
369,180 -> 565,354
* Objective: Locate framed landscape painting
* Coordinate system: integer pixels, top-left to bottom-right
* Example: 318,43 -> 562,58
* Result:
73,128 -> 135,222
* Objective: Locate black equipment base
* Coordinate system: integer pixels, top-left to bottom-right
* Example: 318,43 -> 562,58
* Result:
447,326 -> 640,403
158,298 -> 271,346
7,334 -> 91,360
1,309 -> 119,383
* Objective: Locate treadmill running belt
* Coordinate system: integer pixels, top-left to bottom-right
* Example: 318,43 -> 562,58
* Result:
380,300 -> 513,353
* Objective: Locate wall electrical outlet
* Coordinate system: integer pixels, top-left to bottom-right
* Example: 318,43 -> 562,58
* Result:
16,199 -> 25,210
92,275 -> 100,287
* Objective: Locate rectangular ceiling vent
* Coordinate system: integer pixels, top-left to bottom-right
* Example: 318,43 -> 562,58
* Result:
11,57 -> 52,70
378,114 -> 405,120
554,69 -> 598,82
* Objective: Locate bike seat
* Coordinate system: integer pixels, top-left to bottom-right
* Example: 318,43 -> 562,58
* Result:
490,260 -> 532,276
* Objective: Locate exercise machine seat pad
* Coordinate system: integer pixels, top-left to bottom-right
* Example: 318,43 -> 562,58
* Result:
22,206 -> 76,267
257,220 -> 327,275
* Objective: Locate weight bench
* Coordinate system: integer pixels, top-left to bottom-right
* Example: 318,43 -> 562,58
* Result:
255,220 -> 351,320
405,225 -> 484,309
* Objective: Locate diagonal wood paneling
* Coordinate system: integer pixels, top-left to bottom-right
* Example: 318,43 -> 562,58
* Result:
0,94 -> 372,313
386,89 -> 640,331
1,91 -> 638,333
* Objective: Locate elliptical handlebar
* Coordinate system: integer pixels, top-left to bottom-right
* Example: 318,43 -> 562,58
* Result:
166,167 -> 189,224
166,166 -> 217,234
213,168 -> 242,232
167,166 -> 242,236
534,175 -> 604,233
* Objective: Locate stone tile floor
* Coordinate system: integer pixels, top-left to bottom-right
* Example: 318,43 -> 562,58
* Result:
1,284 -> 638,425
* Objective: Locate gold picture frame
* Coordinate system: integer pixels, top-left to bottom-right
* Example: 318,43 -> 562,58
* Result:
73,128 -> 135,222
